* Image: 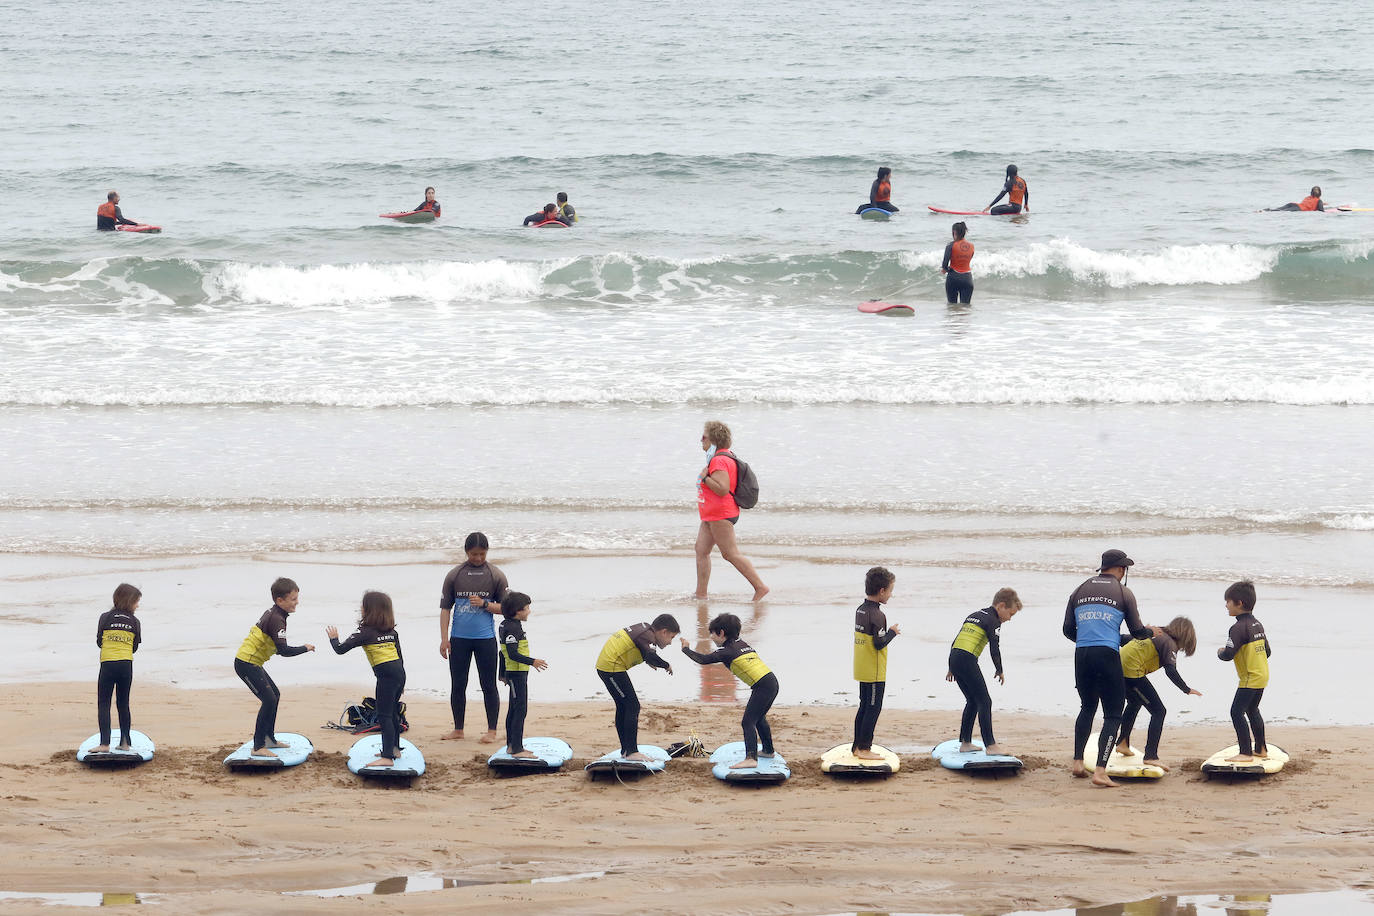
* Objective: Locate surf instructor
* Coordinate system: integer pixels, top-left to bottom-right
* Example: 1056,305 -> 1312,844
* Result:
439,532 -> 509,744
96,191 -> 139,230
987,165 -> 1028,215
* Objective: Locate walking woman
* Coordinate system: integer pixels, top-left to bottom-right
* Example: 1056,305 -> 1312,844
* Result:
694,421 -> 769,601
438,532 -> 509,743
941,221 -> 974,304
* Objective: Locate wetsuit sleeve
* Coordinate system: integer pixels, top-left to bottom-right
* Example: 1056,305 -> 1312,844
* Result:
1163,664 -> 1192,694
132,616 -> 142,653
870,179 -> 880,203
1265,632 -> 1272,657
331,629 -> 365,654
1062,594 -> 1078,642
267,612 -> 309,657
114,206 -> 137,226
987,624 -> 1003,676
942,243 -> 953,271
523,212 -> 541,226
95,610 -> 108,648
681,645 -> 730,665
1120,587 -> 1152,640
988,180 -> 1010,210
439,566 -> 458,611
873,626 -> 898,650
1119,633 -> 1134,647
1217,619 -> 1242,661
490,566 -> 509,604
502,632 -> 537,665
1316,200 -> 1325,212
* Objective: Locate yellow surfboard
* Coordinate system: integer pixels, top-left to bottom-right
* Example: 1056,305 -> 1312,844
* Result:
820,743 -> 900,775
1088,733 -> 1166,778
1202,744 -> 1288,776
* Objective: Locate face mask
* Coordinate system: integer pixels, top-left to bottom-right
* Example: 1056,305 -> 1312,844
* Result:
705,445 -> 716,459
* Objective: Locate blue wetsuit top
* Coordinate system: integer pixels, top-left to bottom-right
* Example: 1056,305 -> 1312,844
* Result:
1063,574 -> 1152,649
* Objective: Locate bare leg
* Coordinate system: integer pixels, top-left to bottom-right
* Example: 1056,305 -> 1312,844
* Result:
693,521 -> 716,598
708,519 -> 769,600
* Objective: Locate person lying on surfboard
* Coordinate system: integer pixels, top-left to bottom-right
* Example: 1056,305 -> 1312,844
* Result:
987,165 -> 1028,215
96,191 -> 140,230
522,203 -> 569,226
856,167 -> 898,214
1264,186 -> 1324,212
415,187 -> 440,218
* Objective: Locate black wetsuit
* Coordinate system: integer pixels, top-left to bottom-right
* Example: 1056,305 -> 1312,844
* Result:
941,241 -> 974,304
523,211 -> 568,226
233,607 -> 310,750
331,625 -> 406,759
1218,613 -> 1271,755
96,609 -> 142,746
682,638 -> 778,760
853,600 -> 897,752
439,562 -> 508,732
948,607 -> 1003,746
499,618 -> 538,754
1063,575 -> 1153,768
96,205 -> 138,231
416,200 -> 441,217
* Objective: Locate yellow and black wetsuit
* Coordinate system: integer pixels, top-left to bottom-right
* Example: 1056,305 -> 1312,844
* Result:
332,624 -> 406,759
1218,612 -> 1272,756
233,606 -> 309,750
947,607 -> 1002,746
596,622 -> 670,757
1118,632 -> 1193,759
500,618 -> 539,754
95,609 -> 141,746
683,637 -> 778,759
853,599 -> 897,751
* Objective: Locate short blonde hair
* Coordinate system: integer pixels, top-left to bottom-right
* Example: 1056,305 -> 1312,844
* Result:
703,420 -> 732,449
992,587 -> 1021,609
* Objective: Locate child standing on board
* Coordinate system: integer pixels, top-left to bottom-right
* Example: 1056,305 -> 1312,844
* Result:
853,567 -> 900,759
945,588 -> 1021,756
680,612 -> 779,769
93,583 -> 143,753
594,614 -> 680,760
233,577 -> 315,759
498,592 -> 548,758
327,591 -> 405,768
1116,616 -> 1203,770
1216,581 -> 1271,762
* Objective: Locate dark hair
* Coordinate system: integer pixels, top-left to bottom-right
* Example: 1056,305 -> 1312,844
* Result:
651,613 -> 680,634
107,190 -> 119,201
425,186 -> 435,194
112,583 -> 142,612
271,577 -> 299,600
464,532 -> 489,552
1224,580 -> 1256,612
877,167 -> 891,179
1311,186 -> 1322,197
1006,164 -> 1018,177
708,613 -> 742,641
543,203 -> 557,214
1163,616 -> 1197,656
952,221 -> 968,240
360,591 -> 395,630
865,566 -> 895,595
501,591 -> 531,619
556,192 -> 568,203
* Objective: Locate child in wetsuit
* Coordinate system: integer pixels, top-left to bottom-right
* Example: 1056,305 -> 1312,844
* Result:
1116,615 -> 1202,770
233,577 -> 315,758
945,587 -> 1021,756
93,583 -> 143,752
498,591 -> 548,758
594,614 -> 679,760
1216,580 -> 1271,762
327,591 -> 405,768
680,612 -> 779,769
853,567 -> 900,759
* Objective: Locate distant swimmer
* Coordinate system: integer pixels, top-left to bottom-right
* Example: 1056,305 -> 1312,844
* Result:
556,191 -> 577,223
941,221 -> 974,304
96,191 -> 139,230
987,165 -> 1028,215
856,166 -> 898,214
415,186 -> 441,218
523,203 -> 568,226
1265,186 -> 1324,212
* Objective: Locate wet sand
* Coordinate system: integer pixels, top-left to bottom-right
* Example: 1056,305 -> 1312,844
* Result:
2,683 -> 1372,915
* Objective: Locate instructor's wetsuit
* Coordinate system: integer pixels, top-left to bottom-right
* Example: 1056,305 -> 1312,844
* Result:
1118,632 -> 1193,760
331,624 -> 406,759
948,607 -> 1002,746
234,606 -> 310,751
942,238 -> 975,304
853,599 -> 898,752
499,618 -> 538,754
595,623 -> 671,757
96,202 -> 138,230
1063,574 -> 1153,768
989,175 -> 1028,215
96,608 -> 142,747
1218,612 -> 1271,756
682,638 -> 778,760
439,560 -> 508,733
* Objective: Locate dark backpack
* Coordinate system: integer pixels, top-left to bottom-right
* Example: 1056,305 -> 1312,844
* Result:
721,450 -> 759,510
324,696 -> 409,734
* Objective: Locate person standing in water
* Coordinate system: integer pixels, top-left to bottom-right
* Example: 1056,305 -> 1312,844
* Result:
987,164 -> 1028,215
438,532 -> 509,744
941,221 -> 975,304
694,420 -> 768,601
556,191 -> 577,223
857,167 -> 898,213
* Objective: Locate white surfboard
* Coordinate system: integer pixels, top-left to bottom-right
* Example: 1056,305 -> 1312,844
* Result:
584,744 -> 669,776
347,735 -> 425,778
488,737 -> 573,774
710,741 -> 790,784
76,730 -> 154,765
224,732 -> 314,770
931,738 -> 1022,773
1089,733 -> 1166,778
1202,744 -> 1288,776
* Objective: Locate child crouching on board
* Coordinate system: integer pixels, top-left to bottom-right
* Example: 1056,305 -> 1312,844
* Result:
594,614 -> 679,760
93,583 -> 143,753
680,612 -> 779,769
1216,581 -> 1271,762
853,567 -> 900,759
327,591 -> 405,768
233,577 -> 314,759
1116,615 -> 1202,770
498,592 -> 548,759
945,587 -> 1021,756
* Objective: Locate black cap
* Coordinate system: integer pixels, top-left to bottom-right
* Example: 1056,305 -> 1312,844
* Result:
1098,549 -> 1134,571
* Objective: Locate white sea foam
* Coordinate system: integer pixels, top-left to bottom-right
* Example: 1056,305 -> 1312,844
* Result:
209,259 -> 547,306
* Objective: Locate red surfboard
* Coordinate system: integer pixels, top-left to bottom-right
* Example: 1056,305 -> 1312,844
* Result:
858,301 -> 914,316
115,224 -> 161,233
381,210 -> 437,223
533,220 -> 567,228
928,206 -> 1027,216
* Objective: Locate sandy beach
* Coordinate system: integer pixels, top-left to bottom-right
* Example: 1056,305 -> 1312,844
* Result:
3,683 -> 1372,914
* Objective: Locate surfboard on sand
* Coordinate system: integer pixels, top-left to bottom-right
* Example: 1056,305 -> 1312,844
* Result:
858,301 -> 914,316
585,744 -> 670,776
1088,732 -> 1165,779
1201,744 -> 1288,776
709,741 -> 790,784
488,737 -> 573,774
931,739 -> 1022,773
820,743 -> 899,776
380,210 -> 436,223
76,730 -> 154,766
347,735 -> 425,778
224,732 -> 314,771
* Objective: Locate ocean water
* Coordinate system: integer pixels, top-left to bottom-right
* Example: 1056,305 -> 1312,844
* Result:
2,0 -> 1372,696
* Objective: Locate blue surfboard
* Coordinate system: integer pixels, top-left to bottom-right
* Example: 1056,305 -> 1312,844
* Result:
488,737 -> 573,774
709,741 -> 790,785
931,739 -> 1022,773
224,732 -> 314,771
77,730 -> 154,766
858,206 -> 892,221
584,744 -> 669,776
347,735 -> 425,778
